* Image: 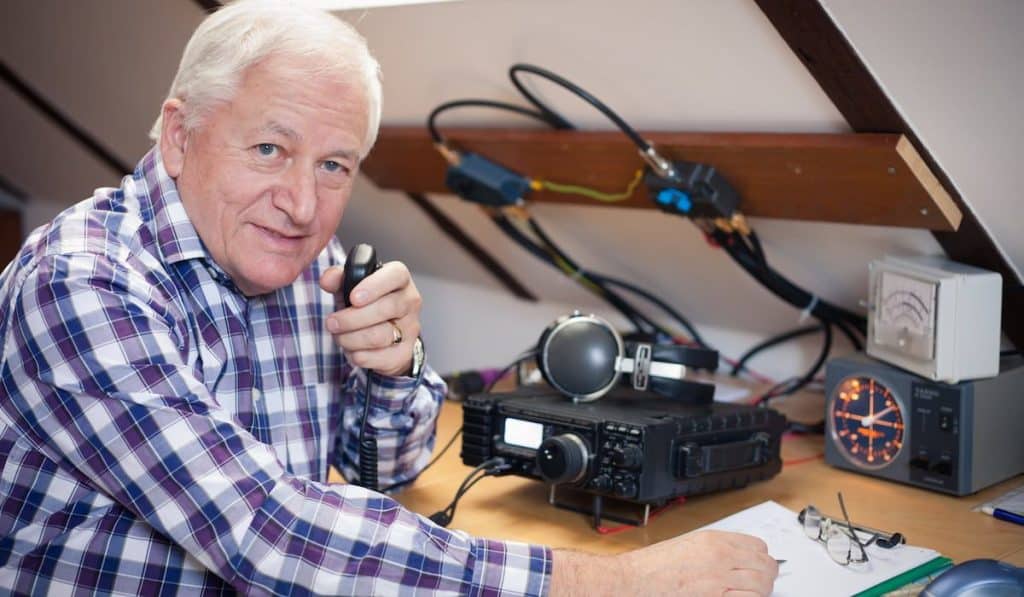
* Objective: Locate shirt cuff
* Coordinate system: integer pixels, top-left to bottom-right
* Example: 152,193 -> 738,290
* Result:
365,366 -> 427,411
469,537 -> 552,596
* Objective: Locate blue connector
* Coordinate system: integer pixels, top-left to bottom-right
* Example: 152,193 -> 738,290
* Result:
657,188 -> 692,214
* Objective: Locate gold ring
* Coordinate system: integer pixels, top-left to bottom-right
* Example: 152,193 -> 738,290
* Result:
389,320 -> 404,345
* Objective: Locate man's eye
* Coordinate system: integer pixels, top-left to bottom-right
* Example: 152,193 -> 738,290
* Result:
256,143 -> 279,157
322,160 -> 347,174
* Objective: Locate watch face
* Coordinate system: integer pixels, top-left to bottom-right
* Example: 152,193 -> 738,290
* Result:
830,375 -> 905,470
411,337 -> 425,376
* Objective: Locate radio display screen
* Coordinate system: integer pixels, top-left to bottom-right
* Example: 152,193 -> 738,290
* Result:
503,418 -> 544,449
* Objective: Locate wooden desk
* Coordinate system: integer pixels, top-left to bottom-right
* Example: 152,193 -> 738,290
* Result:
381,395 -> 1024,564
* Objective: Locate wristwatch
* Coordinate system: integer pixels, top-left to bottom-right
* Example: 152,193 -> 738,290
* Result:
409,336 -> 425,378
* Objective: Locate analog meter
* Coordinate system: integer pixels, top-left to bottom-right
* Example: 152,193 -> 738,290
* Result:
867,256 -> 1000,383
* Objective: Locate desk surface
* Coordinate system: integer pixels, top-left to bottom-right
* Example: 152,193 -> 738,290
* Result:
380,393 -> 1024,566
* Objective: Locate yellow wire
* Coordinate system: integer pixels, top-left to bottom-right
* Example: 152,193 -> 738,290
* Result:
531,169 -> 643,202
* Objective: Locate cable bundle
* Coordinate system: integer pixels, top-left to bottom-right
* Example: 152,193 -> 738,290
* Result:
429,63 -> 871,411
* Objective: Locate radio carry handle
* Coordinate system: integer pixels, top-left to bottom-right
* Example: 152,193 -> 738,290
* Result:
676,432 -> 771,478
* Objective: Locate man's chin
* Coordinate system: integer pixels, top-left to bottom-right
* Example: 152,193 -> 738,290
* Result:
234,263 -> 304,297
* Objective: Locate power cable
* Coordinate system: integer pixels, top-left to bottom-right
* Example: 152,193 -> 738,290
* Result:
405,192 -> 537,302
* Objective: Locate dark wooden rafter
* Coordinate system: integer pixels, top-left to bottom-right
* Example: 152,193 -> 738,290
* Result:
0,60 -> 131,175
754,0 -> 1023,349
404,192 -> 538,302
0,208 -> 23,265
0,173 -> 28,203
192,0 -> 220,14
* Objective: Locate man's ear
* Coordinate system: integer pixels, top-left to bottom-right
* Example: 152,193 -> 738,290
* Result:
159,99 -> 189,178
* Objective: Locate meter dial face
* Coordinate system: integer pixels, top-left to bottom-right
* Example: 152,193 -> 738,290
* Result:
872,271 -> 937,361
877,271 -> 936,336
830,376 -> 905,469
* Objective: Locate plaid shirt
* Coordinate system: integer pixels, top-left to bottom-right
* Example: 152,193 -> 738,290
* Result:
0,148 -> 551,596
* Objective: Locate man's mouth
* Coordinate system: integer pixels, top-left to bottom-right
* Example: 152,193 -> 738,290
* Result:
253,224 -> 308,246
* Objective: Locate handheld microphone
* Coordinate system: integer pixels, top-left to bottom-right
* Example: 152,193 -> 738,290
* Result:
340,243 -> 383,490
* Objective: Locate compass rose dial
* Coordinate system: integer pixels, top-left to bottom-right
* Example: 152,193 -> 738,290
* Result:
830,376 -> 905,469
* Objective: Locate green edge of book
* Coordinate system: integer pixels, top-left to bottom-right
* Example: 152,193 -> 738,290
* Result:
853,556 -> 954,597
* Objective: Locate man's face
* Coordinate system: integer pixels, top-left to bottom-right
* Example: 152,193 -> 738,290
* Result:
164,56 -> 369,296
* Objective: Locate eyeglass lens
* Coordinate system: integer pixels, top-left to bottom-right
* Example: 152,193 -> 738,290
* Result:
826,526 -> 853,564
802,506 -> 867,565
802,506 -> 822,539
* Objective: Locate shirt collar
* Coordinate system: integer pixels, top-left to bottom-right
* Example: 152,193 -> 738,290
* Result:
131,146 -> 210,266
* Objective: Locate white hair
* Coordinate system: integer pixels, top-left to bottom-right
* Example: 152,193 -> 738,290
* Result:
149,0 -> 382,158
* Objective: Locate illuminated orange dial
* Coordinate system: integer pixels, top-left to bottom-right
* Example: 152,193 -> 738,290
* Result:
830,376 -> 905,469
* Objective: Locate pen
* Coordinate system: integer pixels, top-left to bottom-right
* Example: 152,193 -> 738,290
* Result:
982,505 -> 1024,527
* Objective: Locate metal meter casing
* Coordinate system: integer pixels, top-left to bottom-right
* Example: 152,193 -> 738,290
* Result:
825,354 -> 1024,496
867,255 -> 1001,383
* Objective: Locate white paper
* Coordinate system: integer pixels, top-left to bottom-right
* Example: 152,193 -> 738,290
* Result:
700,501 -> 940,597
979,483 -> 1024,516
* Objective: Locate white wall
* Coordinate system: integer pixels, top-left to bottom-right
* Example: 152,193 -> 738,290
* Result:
4,0 -> 1020,380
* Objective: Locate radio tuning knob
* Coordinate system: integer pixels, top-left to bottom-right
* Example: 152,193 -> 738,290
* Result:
612,445 -> 643,469
537,434 -> 590,485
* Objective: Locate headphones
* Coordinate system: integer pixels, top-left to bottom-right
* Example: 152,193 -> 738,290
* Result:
536,311 -> 719,403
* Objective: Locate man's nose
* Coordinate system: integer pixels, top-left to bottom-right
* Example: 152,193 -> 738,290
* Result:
279,165 -> 318,226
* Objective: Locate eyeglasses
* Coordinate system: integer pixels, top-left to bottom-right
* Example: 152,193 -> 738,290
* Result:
799,493 -> 904,566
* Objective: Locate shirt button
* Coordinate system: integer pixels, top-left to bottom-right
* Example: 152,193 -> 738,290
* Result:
253,389 -> 262,402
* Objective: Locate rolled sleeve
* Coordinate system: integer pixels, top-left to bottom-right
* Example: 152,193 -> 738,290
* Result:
335,363 -> 447,488
469,537 -> 552,596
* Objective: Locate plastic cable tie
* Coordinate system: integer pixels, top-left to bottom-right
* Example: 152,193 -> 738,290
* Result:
799,295 -> 819,324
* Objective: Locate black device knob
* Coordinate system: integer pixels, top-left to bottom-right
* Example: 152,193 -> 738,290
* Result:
612,445 -> 643,470
590,474 -> 613,492
614,478 -> 637,498
536,434 -> 590,485
341,244 -> 382,308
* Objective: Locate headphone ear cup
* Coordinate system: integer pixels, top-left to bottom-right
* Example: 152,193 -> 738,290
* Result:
647,378 -> 715,404
538,313 -> 623,401
535,316 -> 563,388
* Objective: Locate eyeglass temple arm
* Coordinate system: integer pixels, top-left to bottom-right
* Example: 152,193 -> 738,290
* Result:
815,510 -> 903,546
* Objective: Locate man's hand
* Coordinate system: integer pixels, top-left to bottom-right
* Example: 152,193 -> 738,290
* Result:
551,530 -> 778,596
320,261 -> 422,377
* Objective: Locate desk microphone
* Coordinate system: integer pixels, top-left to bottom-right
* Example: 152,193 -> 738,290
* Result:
340,243 -> 382,491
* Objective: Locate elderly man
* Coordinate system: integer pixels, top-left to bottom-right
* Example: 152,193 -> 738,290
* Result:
0,1 -> 777,595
